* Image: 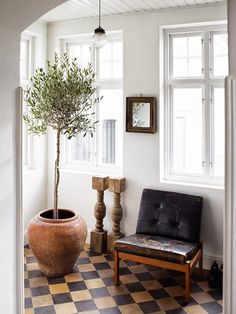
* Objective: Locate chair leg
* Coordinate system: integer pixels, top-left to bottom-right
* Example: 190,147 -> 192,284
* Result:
185,263 -> 191,304
114,250 -> 120,285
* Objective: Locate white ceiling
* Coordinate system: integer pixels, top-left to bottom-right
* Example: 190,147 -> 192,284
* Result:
41,0 -> 226,23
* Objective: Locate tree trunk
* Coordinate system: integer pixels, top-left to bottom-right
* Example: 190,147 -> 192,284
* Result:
54,129 -> 61,219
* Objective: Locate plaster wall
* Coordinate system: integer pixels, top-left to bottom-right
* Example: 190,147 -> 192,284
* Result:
47,3 -> 227,268
0,26 -> 19,314
0,1 -> 65,312
224,0 -> 236,313
228,0 -> 236,76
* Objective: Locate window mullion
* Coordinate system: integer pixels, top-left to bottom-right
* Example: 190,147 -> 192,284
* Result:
203,85 -> 211,179
95,86 -> 101,167
209,86 -> 214,178
93,46 -> 98,168
169,85 -> 174,176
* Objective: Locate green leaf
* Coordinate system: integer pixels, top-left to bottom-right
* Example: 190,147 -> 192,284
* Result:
24,52 -> 101,137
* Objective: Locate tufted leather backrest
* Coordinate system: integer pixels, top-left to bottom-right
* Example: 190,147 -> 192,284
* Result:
136,189 -> 203,243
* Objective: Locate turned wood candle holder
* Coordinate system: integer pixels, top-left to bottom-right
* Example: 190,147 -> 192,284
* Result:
90,176 -> 109,253
108,177 -> 126,252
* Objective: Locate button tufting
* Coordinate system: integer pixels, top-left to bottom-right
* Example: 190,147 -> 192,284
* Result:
136,189 -> 203,243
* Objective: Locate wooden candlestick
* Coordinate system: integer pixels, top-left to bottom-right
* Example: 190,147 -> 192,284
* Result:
90,176 -> 109,253
108,178 -> 126,252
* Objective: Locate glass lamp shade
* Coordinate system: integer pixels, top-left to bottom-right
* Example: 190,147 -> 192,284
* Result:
92,26 -> 107,49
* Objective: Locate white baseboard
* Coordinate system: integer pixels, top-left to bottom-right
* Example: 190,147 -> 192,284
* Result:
203,252 -> 223,270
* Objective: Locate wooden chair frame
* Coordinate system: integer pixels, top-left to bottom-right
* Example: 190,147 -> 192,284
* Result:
114,243 -> 203,304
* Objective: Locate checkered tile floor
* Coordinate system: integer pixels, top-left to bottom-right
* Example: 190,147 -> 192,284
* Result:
24,246 -> 223,314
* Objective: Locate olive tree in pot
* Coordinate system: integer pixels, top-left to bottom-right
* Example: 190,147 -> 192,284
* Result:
24,54 -> 99,277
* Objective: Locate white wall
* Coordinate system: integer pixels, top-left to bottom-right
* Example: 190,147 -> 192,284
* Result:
228,0 -> 236,76
0,26 -> 20,314
22,20 -> 48,241
0,1 -> 65,313
224,1 -> 236,313
47,3 -> 227,269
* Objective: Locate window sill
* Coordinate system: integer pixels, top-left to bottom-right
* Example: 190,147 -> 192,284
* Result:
60,166 -> 122,177
160,178 -> 225,190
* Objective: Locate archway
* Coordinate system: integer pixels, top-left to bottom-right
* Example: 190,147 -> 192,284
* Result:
0,1 -> 233,313
0,1 -> 66,313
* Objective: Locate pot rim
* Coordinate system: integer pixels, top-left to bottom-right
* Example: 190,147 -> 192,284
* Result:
37,208 -> 79,224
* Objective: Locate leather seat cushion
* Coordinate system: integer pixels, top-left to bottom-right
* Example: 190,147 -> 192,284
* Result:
114,234 -> 199,264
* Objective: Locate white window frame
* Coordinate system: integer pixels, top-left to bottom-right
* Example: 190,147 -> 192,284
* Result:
161,23 -> 227,187
60,32 -> 123,176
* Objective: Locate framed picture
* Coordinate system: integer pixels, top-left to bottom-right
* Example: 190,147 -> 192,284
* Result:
126,96 -> 157,133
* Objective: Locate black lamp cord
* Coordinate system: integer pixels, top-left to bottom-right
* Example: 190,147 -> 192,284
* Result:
99,0 -> 101,27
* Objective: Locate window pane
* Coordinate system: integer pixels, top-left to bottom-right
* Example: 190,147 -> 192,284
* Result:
99,89 -> 122,118
81,44 -> 91,63
113,41 -> 122,60
70,133 -> 91,162
100,43 -> 112,61
173,59 -> 187,77
68,45 -> 80,58
172,88 -> 203,175
212,33 -> 228,77
172,35 -> 202,77
173,37 -> 187,57
213,33 -> 228,55
99,89 -> 122,165
188,36 -> 202,56
213,88 -> 224,177
113,61 -> 122,78
67,44 -> 91,68
100,61 -> 112,78
214,56 -> 228,77
99,41 -> 123,79
189,57 -> 202,76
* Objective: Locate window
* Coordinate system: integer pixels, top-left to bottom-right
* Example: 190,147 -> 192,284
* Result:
162,25 -> 228,186
20,36 -> 33,167
172,34 -> 203,77
99,41 -> 122,79
62,33 -> 123,174
67,41 -> 91,69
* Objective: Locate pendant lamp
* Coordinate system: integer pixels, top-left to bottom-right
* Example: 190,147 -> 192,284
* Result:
92,0 -> 107,48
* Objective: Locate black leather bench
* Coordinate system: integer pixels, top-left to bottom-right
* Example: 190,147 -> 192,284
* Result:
113,188 -> 203,304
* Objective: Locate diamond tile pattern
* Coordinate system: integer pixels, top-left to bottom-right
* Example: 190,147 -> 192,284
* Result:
24,246 -> 222,313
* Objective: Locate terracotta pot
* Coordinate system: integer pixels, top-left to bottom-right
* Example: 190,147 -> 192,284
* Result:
28,208 -> 87,277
